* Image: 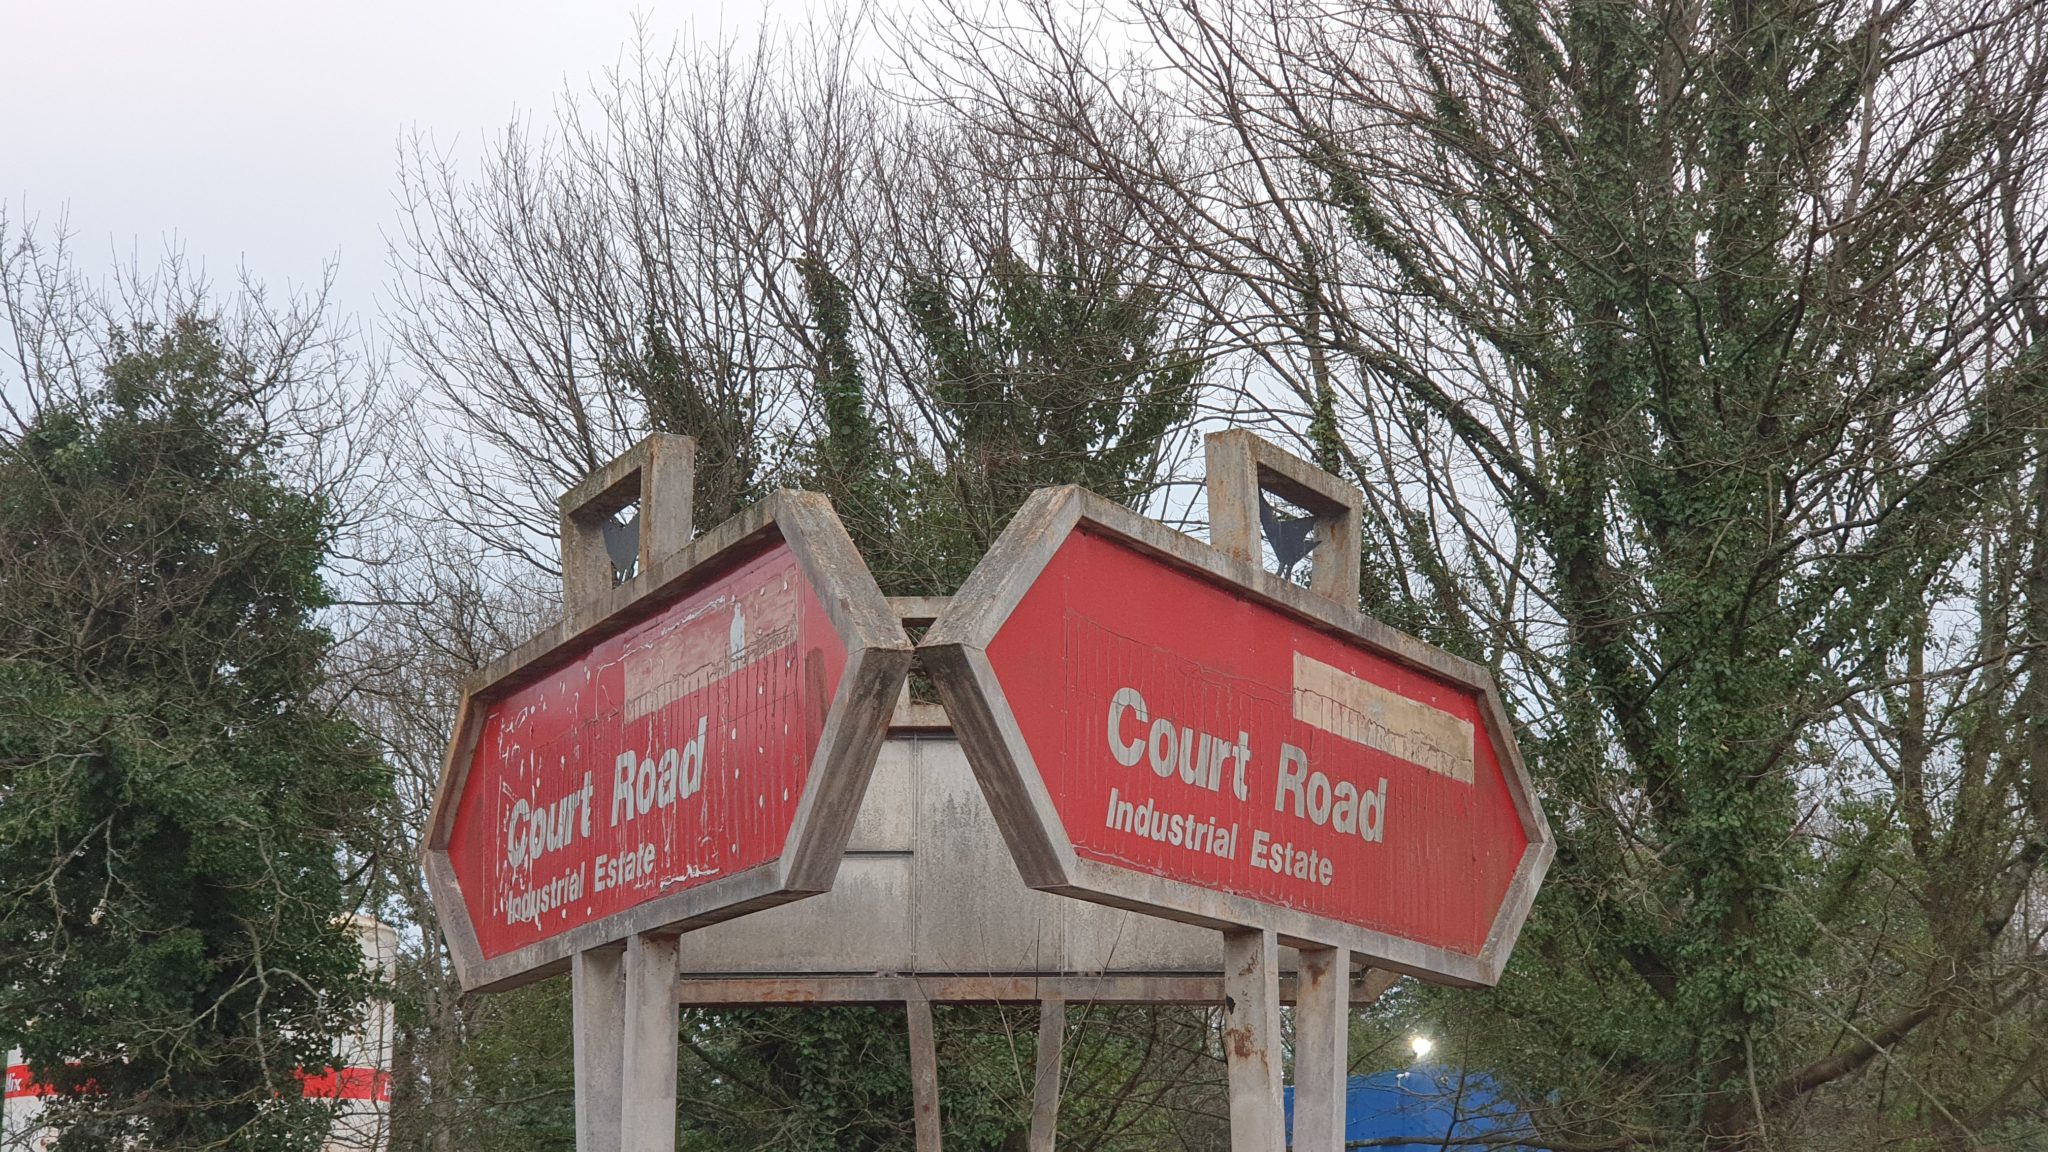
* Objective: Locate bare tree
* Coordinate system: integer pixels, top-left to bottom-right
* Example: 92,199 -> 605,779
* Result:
912,0 -> 2048,1144
387,16 -> 893,577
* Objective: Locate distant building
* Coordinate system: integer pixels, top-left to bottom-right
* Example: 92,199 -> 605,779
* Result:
317,913 -> 397,1152
3,914 -> 395,1152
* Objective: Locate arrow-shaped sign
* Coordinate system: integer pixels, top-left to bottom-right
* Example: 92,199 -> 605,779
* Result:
922,486 -> 1552,987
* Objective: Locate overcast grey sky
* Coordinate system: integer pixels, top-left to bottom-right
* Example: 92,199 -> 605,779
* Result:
2,0 -> 771,336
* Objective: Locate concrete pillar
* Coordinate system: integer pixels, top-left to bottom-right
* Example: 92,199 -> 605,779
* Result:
1292,946 -> 1351,1151
1205,431 -> 1263,566
620,933 -> 680,1152
558,439 -> 696,1150
1204,429 -> 1364,602
558,434 -> 696,610
573,948 -> 626,1152
1028,996 -> 1065,1152
1222,928 -> 1284,1152
906,998 -> 943,1152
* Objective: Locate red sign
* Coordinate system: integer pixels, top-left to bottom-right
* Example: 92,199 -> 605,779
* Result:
4,1064 -> 51,1099
424,496 -> 910,991
926,488 -> 1550,986
446,543 -> 844,961
297,1066 -> 394,1102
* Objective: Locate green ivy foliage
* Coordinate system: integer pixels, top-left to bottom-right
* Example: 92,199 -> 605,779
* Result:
0,316 -> 389,1151
795,249 -> 1198,597
1300,0 -> 2048,1140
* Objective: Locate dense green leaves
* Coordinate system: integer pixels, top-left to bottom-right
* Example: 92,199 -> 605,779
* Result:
0,316 -> 388,1151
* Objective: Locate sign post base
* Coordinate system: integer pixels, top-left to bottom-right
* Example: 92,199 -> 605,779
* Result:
572,948 -> 626,1152
906,997 -> 942,1152
621,933 -> 680,1152
1293,946 -> 1351,1151
1028,996 -> 1065,1152
1222,928 -> 1283,1152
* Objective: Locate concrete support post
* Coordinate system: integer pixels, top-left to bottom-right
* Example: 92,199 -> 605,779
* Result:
1204,429 -> 1364,603
620,933 -> 680,1152
557,437 -> 696,1152
572,948 -> 626,1152
1205,431 -> 1262,566
1028,996 -> 1066,1152
1222,928 -> 1284,1152
906,997 -> 943,1152
636,435 -> 696,566
1292,946 -> 1351,1151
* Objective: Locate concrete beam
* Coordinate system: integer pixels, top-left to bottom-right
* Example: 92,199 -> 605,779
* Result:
670,973 -> 1333,1007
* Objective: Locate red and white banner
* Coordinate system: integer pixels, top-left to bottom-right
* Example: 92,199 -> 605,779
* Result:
4,1063 -> 50,1100
3,1062 -> 388,1102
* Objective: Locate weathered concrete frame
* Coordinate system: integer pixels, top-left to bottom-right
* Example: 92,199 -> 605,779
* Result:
558,433 -> 696,608
423,490 -> 914,992
921,485 -> 1555,988
669,968 -> 1402,1007
1204,428 -> 1364,602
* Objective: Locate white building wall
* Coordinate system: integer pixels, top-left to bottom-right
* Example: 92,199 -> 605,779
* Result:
3,1049 -> 56,1152
321,914 -> 397,1152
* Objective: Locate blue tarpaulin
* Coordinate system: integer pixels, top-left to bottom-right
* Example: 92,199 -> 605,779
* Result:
1282,1066 -> 1526,1149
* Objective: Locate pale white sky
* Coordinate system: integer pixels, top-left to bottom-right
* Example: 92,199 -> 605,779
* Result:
1,0 -> 773,337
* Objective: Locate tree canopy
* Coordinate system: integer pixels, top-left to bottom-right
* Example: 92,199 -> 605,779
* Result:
0,308 -> 387,1152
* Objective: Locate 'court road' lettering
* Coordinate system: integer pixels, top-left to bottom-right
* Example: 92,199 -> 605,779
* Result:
1106,687 -> 1252,800
610,716 -> 710,827
1274,742 -> 1387,843
505,772 -> 595,870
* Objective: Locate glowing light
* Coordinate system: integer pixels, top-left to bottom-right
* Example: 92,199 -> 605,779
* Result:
1409,1034 -> 1435,1061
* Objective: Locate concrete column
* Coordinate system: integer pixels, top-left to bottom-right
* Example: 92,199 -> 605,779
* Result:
636,434 -> 695,570
1205,432 -> 1262,565
572,948 -> 626,1152
620,933 -> 680,1152
906,997 -> 943,1152
1028,996 -> 1066,1152
1222,928 -> 1284,1152
1203,429 -> 1364,604
1292,946 -> 1351,1151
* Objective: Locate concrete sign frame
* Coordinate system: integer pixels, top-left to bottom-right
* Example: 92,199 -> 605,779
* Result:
423,489 -> 913,992
921,482 -> 1553,988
